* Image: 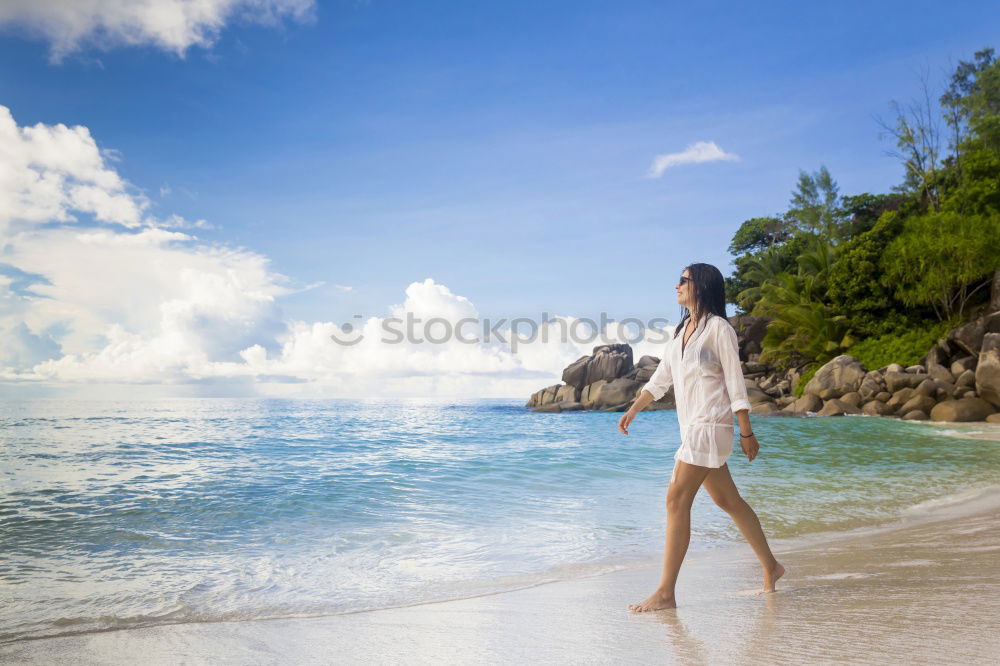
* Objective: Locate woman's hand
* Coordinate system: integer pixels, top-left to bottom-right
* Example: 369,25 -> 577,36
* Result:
740,433 -> 759,462
617,410 -> 637,435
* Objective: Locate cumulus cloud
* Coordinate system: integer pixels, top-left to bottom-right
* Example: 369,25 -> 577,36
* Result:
647,140 -> 739,178
0,0 -> 315,61
0,107 -> 675,398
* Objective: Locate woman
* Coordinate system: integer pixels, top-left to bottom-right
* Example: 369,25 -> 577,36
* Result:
618,263 -> 784,612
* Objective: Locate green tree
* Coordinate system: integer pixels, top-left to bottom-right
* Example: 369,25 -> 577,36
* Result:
787,166 -> 844,243
727,216 -> 794,255
881,211 -> 1000,321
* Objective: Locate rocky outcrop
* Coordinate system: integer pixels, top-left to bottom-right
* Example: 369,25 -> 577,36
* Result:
976,333 -> 1000,407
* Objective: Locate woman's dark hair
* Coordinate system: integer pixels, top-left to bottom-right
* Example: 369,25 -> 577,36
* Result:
673,262 -> 728,339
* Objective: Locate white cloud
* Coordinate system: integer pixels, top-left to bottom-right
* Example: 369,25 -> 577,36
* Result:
0,108 -> 676,399
0,0 -> 315,61
647,140 -> 740,178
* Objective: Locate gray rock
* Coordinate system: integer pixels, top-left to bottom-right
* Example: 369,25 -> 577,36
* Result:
930,397 -> 996,422
584,343 -> 634,386
885,363 -> 904,374
988,413 -> 1000,424
884,370 -> 928,393
904,364 -> 925,373
804,355 -> 867,399
840,391 -> 862,407
818,398 -> 862,416
559,401 -> 584,411
594,377 -> 642,409
956,369 -> 976,388
902,410 -> 929,420
530,403 -> 563,413
914,378 -> 937,397
581,379 -> 607,408
949,317 -> 989,357
951,356 -> 977,379
862,400 -> 894,416
975,332 -> 1000,407
875,391 -> 892,402
900,394 -> 936,415
555,384 -> 580,403
886,388 -> 917,413
927,361 -> 953,384
751,401 -> 778,414
526,383 -> 562,408
785,393 -> 823,414
858,373 -> 885,400
561,356 -> 590,390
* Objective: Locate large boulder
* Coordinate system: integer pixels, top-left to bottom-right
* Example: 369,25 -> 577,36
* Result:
930,397 -> 996,422
625,355 -> 660,382
731,314 -> 770,359
555,384 -> 580,403
948,317 -> 989,357
818,398 -> 862,416
886,388 -> 917,413
526,384 -> 562,408
900,394 -> 937,415
951,356 -> 977,378
584,344 -> 634,385
858,371 -> 885,400
804,355 -> 867,399
862,400 -> 894,416
783,393 -> 823,414
956,369 -> 977,388
976,333 -> 1000,407
581,379 -> 607,408
561,356 -> 591,389
593,377 -> 642,409
884,370 -> 929,393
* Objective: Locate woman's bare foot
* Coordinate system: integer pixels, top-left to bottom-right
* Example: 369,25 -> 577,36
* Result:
628,590 -> 676,612
761,561 -> 785,593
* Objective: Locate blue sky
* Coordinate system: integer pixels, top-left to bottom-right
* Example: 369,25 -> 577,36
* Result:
1,0 -> 997,397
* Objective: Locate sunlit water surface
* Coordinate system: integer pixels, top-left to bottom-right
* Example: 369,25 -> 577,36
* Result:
2,398 -> 999,642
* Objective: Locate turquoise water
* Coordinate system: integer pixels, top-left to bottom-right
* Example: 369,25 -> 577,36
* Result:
2,398 -> 1000,643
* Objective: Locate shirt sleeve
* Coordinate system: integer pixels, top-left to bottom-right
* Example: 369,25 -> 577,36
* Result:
641,338 -> 674,401
716,318 -> 752,413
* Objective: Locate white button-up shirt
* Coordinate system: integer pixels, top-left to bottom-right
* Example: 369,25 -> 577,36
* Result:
642,313 -> 751,468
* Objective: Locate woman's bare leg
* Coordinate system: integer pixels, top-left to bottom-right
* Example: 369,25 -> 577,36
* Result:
629,460 -> 712,612
702,463 -> 785,592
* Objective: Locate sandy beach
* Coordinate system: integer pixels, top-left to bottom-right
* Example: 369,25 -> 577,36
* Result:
4,479 -> 999,665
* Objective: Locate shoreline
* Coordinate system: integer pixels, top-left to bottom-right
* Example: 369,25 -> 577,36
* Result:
4,484 -> 999,664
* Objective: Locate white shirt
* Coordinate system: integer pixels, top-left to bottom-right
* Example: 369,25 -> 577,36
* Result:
641,313 -> 752,468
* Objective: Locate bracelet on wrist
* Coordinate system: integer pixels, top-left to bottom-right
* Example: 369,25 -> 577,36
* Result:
740,432 -> 754,438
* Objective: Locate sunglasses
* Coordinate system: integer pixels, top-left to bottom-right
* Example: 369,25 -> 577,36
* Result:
678,276 -> 692,286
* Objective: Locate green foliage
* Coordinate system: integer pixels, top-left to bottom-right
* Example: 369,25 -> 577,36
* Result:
787,166 -> 845,243
941,140 -> 1000,215
722,46 -> 1000,372
881,211 -> 1000,320
794,363 -> 821,398
838,192 -> 906,239
751,259 -> 855,369
845,317 -> 961,371
727,217 -> 793,255
725,233 -> 812,313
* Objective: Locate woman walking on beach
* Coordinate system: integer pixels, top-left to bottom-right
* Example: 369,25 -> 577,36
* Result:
618,263 -> 784,612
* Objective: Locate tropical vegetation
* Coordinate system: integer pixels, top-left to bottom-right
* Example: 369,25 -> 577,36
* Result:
725,47 -> 1000,389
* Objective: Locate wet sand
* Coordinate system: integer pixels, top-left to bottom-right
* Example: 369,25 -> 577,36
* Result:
3,486 -> 999,665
